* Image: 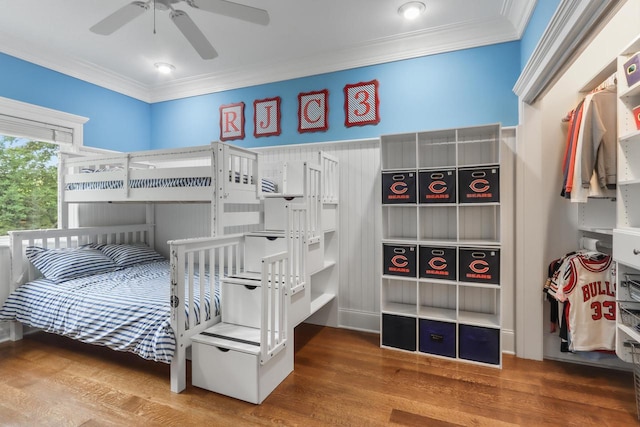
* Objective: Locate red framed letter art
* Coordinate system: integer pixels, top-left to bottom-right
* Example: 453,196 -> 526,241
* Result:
344,80 -> 380,127
298,89 -> 329,133
254,97 -> 281,138
220,102 -> 245,141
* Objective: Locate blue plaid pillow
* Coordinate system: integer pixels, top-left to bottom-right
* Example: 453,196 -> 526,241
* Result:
25,246 -> 117,283
98,244 -> 165,268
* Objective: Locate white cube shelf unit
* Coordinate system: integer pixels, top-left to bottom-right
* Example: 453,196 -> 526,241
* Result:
614,35 -> 640,370
380,124 -> 503,367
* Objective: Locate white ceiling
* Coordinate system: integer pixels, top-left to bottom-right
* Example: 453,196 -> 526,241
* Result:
0,0 -> 536,103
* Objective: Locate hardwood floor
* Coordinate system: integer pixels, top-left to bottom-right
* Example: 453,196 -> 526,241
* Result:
0,324 -> 636,426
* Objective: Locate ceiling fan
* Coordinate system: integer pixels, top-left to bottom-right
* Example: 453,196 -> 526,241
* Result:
90,0 -> 270,60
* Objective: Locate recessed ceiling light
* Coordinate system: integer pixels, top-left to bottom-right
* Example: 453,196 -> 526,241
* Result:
154,62 -> 175,74
398,1 -> 426,20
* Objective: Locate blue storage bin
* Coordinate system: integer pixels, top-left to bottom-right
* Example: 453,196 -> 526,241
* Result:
459,324 -> 500,365
419,319 -> 456,358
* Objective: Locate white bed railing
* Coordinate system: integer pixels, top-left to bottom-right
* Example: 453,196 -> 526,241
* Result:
168,232 -> 290,391
259,250 -> 289,365
306,163 -> 322,244
320,151 -> 339,204
6,224 -> 289,394
59,142 -> 263,236
287,203 -> 307,295
169,233 -> 244,392
7,224 -> 155,341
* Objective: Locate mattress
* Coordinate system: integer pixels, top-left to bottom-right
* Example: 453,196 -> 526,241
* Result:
65,175 -> 276,192
0,260 -> 219,363
65,177 -> 212,191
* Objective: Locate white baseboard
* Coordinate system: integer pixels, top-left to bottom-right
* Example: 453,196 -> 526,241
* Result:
338,309 -> 380,333
502,328 -> 515,354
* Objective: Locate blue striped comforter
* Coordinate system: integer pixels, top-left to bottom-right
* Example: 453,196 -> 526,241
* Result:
0,261 -> 219,363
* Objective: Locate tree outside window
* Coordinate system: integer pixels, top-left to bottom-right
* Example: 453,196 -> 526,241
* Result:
0,135 -> 58,235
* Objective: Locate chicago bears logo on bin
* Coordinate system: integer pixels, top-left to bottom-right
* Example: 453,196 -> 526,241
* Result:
469,178 -> 490,193
391,181 -> 408,195
391,254 -> 408,268
428,257 -> 447,270
428,180 -> 447,194
469,259 -> 490,274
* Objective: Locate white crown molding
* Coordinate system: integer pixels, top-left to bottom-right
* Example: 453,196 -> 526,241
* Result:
0,10 -> 529,105
501,0 -> 538,38
513,0 -> 622,104
0,34 -> 154,103
150,17 -> 520,103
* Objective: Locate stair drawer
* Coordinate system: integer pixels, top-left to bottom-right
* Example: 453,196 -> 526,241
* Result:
222,280 -> 262,328
264,197 -> 303,231
192,340 -> 259,403
245,234 -> 287,272
614,229 -> 640,269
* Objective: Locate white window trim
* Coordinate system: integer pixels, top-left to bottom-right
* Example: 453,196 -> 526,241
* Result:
0,96 -> 89,149
0,97 -> 90,240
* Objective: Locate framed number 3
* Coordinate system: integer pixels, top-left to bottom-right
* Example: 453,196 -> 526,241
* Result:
344,80 -> 380,127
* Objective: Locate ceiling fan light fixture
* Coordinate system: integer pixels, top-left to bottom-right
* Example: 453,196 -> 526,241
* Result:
398,1 -> 425,20
154,62 -> 175,74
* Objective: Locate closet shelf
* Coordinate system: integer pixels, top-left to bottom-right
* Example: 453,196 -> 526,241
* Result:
619,179 -> 640,186
578,226 -> 613,235
620,81 -> 640,98
620,129 -> 640,144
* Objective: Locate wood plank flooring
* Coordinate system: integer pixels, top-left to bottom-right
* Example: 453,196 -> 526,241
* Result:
0,324 -> 637,426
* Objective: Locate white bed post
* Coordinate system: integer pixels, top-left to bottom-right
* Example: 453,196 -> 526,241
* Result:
170,242 -> 187,393
213,142 -> 225,237
8,232 -> 24,341
145,204 -> 155,247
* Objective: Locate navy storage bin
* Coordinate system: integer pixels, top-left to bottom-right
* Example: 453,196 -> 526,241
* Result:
419,319 -> 456,358
458,167 -> 499,203
458,324 -> 500,365
382,313 -> 416,351
419,246 -> 456,280
458,248 -> 500,285
383,244 -> 417,278
418,169 -> 456,204
382,172 -> 416,204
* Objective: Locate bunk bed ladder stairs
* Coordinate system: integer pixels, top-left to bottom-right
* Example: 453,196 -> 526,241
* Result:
191,253 -> 292,404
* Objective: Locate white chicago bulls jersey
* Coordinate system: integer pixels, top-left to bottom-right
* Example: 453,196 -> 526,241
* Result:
553,252 -> 615,351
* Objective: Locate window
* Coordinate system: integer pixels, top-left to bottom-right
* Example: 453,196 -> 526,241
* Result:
0,136 -> 58,234
0,96 -> 88,237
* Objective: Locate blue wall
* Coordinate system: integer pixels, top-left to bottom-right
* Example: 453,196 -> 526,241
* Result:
520,0 -> 561,70
151,41 -> 521,150
0,53 -> 150,152
1,40 -> 524,152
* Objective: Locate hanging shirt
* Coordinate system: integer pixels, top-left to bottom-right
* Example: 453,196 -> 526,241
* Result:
552,252 -> 615,352
580,86 -> 617,189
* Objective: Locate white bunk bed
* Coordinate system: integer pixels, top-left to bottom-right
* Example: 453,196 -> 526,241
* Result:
0,142 -> 336,400
1,223 -> 291,394
59,142 -> 270,236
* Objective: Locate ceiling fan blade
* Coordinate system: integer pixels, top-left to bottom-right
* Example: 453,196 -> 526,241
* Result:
170,10 -> 218,60
189,0 -> 269,26
90,1 -> 149,35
